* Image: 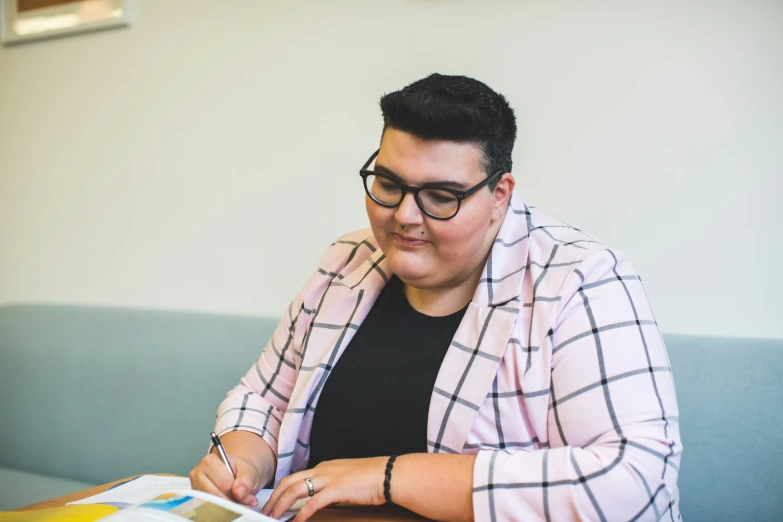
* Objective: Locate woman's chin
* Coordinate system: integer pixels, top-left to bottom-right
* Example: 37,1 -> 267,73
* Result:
389,260 -> 433,286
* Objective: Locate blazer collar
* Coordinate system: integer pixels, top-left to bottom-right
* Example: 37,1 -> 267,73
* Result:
334,243 -> 389,293
470,191 -> 531,308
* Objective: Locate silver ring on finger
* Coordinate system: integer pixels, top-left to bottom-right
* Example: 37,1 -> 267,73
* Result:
304,477 -> 316,497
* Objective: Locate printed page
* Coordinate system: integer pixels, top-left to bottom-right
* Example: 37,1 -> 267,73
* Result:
67,475 -> 299,521
102,491 -> 277,522
68,475 -> 192,509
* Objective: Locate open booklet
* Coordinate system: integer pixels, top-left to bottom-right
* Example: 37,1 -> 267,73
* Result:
66,475 -> 300,522
101,489 -> 279,522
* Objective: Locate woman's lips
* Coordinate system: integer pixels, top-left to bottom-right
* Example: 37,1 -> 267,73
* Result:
392,233 -> 428,247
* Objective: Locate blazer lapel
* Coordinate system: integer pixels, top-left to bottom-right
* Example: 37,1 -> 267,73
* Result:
427,192 -> 532,454
275,247 -> 391,477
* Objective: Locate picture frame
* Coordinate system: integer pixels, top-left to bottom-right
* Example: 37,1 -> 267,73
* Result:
1,0 -> 133,45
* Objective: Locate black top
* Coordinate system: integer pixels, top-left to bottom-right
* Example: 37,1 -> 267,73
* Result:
307,275 -> 469,468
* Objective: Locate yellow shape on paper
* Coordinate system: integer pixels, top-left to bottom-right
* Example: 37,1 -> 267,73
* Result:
0,504 -> 119,522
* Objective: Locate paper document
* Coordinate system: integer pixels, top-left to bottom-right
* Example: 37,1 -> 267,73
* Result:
68,475 -> 191,509
68,475 -> 299,521
101,490 -> 278,522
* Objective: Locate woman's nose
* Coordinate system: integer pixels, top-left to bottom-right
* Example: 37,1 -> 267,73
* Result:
394,192 -> 424,226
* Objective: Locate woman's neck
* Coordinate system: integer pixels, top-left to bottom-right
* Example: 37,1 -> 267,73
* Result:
401,267 -> 483,317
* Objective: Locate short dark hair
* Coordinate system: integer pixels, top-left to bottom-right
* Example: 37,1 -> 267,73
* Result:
379,73 -> 517,188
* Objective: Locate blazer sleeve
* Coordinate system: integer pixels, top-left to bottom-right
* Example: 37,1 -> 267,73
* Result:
212,279 -> 310,456
212,235 -> 364,455
472,249 -> 682,522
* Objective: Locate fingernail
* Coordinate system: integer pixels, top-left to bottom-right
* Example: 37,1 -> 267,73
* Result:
236,486 -> 246,497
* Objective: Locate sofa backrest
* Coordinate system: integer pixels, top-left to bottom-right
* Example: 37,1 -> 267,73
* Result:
0,304 -> 277,485
666,334 -> 783,521
1,305 -> 782,521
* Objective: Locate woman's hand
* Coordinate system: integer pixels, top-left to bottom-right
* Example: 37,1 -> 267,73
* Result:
189,430 -> 277,509
261,457 -> 388,521
189,452 -> 264,508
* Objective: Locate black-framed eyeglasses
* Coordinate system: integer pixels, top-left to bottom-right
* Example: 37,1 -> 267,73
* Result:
359,149 -> 503,220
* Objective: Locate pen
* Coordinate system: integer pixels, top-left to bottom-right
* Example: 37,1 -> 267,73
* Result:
210,431 -> 236,479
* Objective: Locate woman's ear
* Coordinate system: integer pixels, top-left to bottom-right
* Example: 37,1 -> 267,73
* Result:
492,173 -> 515,220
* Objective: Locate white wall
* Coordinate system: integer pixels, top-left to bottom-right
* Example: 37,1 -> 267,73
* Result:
1,0 -> 781,339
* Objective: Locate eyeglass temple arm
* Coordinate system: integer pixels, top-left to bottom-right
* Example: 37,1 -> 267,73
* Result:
460,170 -> 504,199
361,149 -> 380,171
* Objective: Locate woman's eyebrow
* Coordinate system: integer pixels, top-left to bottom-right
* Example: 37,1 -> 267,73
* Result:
373,163 -> 469,190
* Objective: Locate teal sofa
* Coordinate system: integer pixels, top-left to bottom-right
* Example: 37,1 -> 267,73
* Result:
1,304 -> 782,520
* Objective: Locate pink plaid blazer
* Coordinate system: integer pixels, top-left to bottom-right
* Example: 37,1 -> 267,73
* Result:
215,192 -> 682,521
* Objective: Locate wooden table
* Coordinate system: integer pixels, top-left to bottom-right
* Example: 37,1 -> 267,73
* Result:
16,475 -> 430,521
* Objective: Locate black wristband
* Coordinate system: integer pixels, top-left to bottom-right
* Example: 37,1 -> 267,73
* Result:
383,454 -> 398,505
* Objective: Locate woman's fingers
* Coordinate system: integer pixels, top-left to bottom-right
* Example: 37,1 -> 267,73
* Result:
190,469 -> 234,502
238,492 -> 259,508
263,472 -> 320,519
189,453 -> 236,501
261,471 -> 299,513
267,478 -> 310,519
232,458 -> 262,505
292,489 -> 339,522
189,454 -> 262,509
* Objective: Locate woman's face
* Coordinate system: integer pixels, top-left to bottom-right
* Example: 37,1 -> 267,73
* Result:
366,128 -> 510,290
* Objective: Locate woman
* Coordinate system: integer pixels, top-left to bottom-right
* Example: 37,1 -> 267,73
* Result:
190,74 -> 682,522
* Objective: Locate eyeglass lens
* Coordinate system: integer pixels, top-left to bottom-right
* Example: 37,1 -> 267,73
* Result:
364,174 -> 459,219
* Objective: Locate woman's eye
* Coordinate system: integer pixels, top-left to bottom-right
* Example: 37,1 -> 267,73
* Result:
428,192 -> 455,204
